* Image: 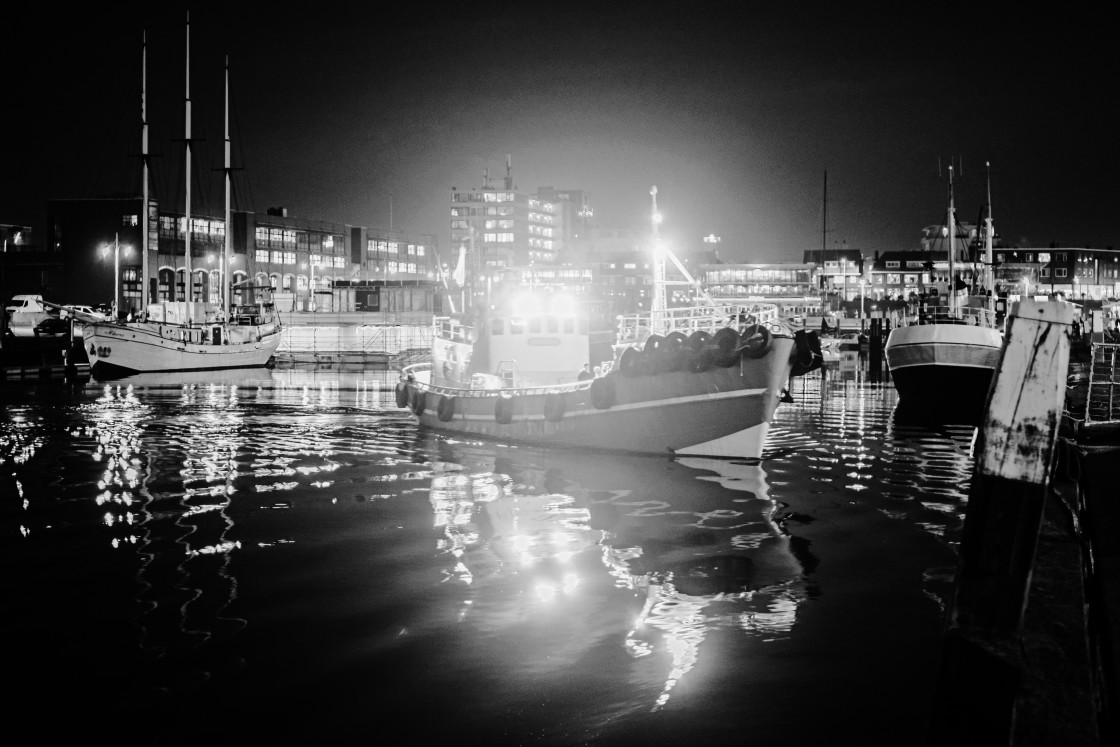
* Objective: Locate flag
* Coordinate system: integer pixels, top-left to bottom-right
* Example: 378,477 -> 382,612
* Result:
453,244 -> 466,286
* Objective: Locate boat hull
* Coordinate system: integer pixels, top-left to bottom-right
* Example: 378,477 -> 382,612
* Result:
885,323 -> 1003,419
400,336 -> 797,459
82,321 -> 281,375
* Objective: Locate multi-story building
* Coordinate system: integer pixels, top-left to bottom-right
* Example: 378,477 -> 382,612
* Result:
995,246 -> 1120,300
449,168 -> 560,271
698,262 -> 822,318
862,241 -> 1120,303
535,187 -> 593,262
802,246 -> 864,301
18,197 -> 440,315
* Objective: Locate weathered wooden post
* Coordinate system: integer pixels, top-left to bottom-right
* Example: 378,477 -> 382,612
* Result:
930,299 -> 1073,744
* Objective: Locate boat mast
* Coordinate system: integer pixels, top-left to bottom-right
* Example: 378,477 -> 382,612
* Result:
984,161 -> 994,295
650,185 -> 666,331
184,12 -> 192,306
947,164 -> 956,312
141,30 -> 150,307
223,54 -> 231,327
822,170 -> 827,292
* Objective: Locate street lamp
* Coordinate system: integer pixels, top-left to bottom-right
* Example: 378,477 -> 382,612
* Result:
101,233 -> 132,318
207,253 -> 217,303
304,260 -> 321,311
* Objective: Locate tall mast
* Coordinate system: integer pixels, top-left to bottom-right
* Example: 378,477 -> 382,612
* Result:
184,12 -> 192,301
141,30 -> 149,306
947,164 -> 956,312
650,185 -> 666,329
223,53 -> 231,326
984,161 -> 994,295
821,170 -> 827,281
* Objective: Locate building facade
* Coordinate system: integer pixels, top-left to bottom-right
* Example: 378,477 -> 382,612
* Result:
30,198 -> 440,315
449,186 -> 560,270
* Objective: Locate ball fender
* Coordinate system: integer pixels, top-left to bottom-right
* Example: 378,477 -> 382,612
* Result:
437,394 -> 456,422
687,330 -> 713,351
409,388 -> 427,416
495,394 -> 514,424
686,348 -> 714,373
543,392 -> 566,422
789,330 -> 824,377
740,324 -> 773,359
619,346 -> 643,377
656,331 -> 688,373
712,327 -> 741,368
590,375 -> 615,410
394,381 -> 410,408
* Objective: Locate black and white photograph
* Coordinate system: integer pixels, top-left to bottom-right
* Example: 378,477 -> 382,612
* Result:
3,5 -> 1117,745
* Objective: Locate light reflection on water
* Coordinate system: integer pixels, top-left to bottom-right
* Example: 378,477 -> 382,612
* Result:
2,361 -> 975,744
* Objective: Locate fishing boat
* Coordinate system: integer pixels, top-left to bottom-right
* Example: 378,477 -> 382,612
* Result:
80,22 -> 281,378
395,186 -> 822,459
885,164 -> 1003,419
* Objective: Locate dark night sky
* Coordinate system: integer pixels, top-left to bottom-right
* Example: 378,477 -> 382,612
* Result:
5,5 -> 1117,262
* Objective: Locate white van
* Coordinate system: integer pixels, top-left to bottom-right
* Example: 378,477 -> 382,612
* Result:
5,294 -> 47,315
5,294 -> 52,337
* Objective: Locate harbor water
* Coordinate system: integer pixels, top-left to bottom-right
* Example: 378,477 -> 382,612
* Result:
2,357 -> 978,745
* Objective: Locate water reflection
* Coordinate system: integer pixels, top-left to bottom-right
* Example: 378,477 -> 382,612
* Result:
425,446 -> 814,711
3,362 -> 977,744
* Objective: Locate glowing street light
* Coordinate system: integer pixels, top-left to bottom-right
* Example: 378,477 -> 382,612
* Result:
304,259 -> 322,311
100,233 -> 132,318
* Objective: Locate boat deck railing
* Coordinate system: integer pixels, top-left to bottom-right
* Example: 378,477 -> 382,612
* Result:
401,362 -> 594,398
433,317 -> 474,343
897,304 -> 1000,330
1085,343 -> 1120,427
615,302 -> 781,346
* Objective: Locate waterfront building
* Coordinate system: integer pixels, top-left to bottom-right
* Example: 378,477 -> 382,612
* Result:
450,160 -> 561,270
698,262 -> 823,318
998,246 -> 1120,301
802,246 -> 864,302
535,187 -> 594,262
11,198 -> 440,316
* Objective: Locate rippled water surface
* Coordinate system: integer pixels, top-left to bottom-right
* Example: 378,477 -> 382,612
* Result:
2,362 -> 978,745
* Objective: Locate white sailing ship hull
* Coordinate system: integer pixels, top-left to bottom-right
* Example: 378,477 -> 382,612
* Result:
82,321 -> 281,375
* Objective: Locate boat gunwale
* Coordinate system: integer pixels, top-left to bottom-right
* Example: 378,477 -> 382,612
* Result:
401,362 -> 594,399
893,303 -> 1001,330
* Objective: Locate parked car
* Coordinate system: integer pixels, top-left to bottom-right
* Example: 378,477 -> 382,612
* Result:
33,315 -> 71,337
61,304 -> 111,321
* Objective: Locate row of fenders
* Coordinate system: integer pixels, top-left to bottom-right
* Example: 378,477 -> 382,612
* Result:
394,326 -> 821,426
618,324 -> 773,377
618,325 -> 822,379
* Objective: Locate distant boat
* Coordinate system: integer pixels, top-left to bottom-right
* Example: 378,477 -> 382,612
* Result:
885,164 -> 1003,420
396,186 -> 823,459
80,20 -> 281,378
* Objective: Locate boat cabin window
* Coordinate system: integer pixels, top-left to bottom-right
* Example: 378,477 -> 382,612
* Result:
509,318 -> 526,335
563,318 -> 574,334
491,318 -> 505,335
545,316 -> 558,333
578,318 -> 588,335
529,317 -> 542,333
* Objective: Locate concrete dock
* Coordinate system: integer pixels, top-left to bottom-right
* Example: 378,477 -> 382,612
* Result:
931,308 -> 1118,746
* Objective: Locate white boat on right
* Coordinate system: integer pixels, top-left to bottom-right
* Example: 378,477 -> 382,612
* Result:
885,164 -> 1004,422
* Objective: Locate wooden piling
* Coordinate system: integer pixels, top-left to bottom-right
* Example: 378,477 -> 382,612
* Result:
931,299 -> 1074,745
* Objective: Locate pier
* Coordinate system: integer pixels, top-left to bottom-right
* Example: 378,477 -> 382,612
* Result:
1,320 -> 91,385
931,300 -> 1119,746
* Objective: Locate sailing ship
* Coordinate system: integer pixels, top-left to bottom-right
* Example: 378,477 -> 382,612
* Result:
884,164 -> 1004,420
80,21 -> 281,377
395,186 -> 822,459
